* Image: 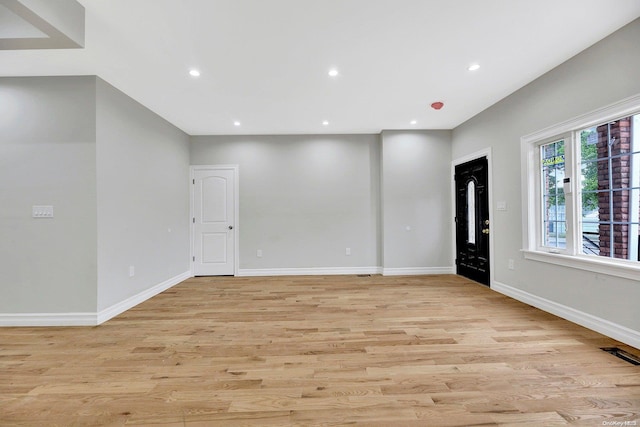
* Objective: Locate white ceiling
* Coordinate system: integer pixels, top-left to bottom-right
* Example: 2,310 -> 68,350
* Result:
0,4 -> 47,39
1,0 -> 640,135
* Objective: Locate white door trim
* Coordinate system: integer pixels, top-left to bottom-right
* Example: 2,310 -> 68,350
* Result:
190,165 -> 240,276
451,148 -> 494,287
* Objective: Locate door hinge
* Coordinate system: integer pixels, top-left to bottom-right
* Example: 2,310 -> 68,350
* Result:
192,256 -> 195,262
192,179 -> 195,184
192,217 -> 195,223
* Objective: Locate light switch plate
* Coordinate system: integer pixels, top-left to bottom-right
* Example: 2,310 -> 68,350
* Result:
32,205 -> 54,218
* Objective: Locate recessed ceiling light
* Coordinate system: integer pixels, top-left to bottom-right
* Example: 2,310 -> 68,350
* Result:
468,64 -> 480,71
328,69 -> 339,77
233,121 -> 241,126
322,120 -> 329,126
410,120 -> 417,125
189,69 -> 201,77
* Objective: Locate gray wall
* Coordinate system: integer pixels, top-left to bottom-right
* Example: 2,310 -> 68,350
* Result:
0,76 -> 191,317
96,78 -> 191,311
381,130 -> 453,269
452,18 -> 640,331
0,76 -> 97,313
191,135 -> 381,270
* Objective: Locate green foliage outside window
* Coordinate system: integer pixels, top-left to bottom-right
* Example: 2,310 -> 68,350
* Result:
543,140 -> 565,207
580,129 -> 599,212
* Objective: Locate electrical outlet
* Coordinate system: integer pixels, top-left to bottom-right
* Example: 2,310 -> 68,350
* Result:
508,259 -> 515,270
257,249 -> 263,258
346,248 -> 351,256
129,266 -> 135,277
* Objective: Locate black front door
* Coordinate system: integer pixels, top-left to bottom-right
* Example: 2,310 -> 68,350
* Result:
455,157 -> 490,286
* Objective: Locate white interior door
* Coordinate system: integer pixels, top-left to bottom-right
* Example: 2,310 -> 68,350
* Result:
192,167 -> 236,276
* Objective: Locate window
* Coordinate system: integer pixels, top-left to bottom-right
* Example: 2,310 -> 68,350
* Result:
522,95 -> 640,280
580,119 -> 640,261
540,139 -> 566,249
467,180 -> 476,244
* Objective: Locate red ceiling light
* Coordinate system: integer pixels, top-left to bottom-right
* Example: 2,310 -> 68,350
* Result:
431,101 -> 444,110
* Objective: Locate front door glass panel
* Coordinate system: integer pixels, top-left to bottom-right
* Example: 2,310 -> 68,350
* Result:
467,180 -> 476,244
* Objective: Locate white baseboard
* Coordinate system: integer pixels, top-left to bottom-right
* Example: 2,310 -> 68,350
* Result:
382,267 -> 455,276
0,312 -> 98,327
97,270 -> 192,324
238,266 -> 383,277
492,281 -> 640,349
0,271 -> 193,327
238,266 -> 455,277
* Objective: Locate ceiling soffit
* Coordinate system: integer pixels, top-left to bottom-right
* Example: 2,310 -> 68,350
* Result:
0,0 -> 84,50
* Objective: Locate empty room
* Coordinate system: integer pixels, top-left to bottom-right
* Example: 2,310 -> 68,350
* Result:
1,0 -> 640,425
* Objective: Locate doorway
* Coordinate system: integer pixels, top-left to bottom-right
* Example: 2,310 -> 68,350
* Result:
454,157 -> 490,285
191,166 -> 239,276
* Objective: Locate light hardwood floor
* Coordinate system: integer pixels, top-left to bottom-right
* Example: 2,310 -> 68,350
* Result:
1,274 -> 639,426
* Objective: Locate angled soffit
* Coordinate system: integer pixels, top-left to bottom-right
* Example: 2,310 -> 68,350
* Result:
0,0 -> 84,50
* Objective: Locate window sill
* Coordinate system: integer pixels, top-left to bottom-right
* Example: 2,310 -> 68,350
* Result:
522,250 -> 640,282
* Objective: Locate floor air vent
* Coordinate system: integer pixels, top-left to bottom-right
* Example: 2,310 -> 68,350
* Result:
601,347 -> 640,366
357,274 -> 371,277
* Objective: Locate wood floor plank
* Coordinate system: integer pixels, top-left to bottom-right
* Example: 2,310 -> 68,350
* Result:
0,274 -> 638,426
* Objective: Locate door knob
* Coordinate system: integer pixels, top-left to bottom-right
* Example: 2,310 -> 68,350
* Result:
228,225 -> 233,230
482,228 -> 490,234
484,219 -> 490,225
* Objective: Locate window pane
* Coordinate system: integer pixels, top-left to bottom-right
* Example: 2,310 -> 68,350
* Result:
596,158 -> 611,190
580,114 -> 640,261
467,181 -> 476,244
580,128 -> 598,161
541,139 -> 566,248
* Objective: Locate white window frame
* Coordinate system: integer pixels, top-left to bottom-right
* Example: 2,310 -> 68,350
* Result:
521,93 -> 640,282
535,133 -> 576,255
